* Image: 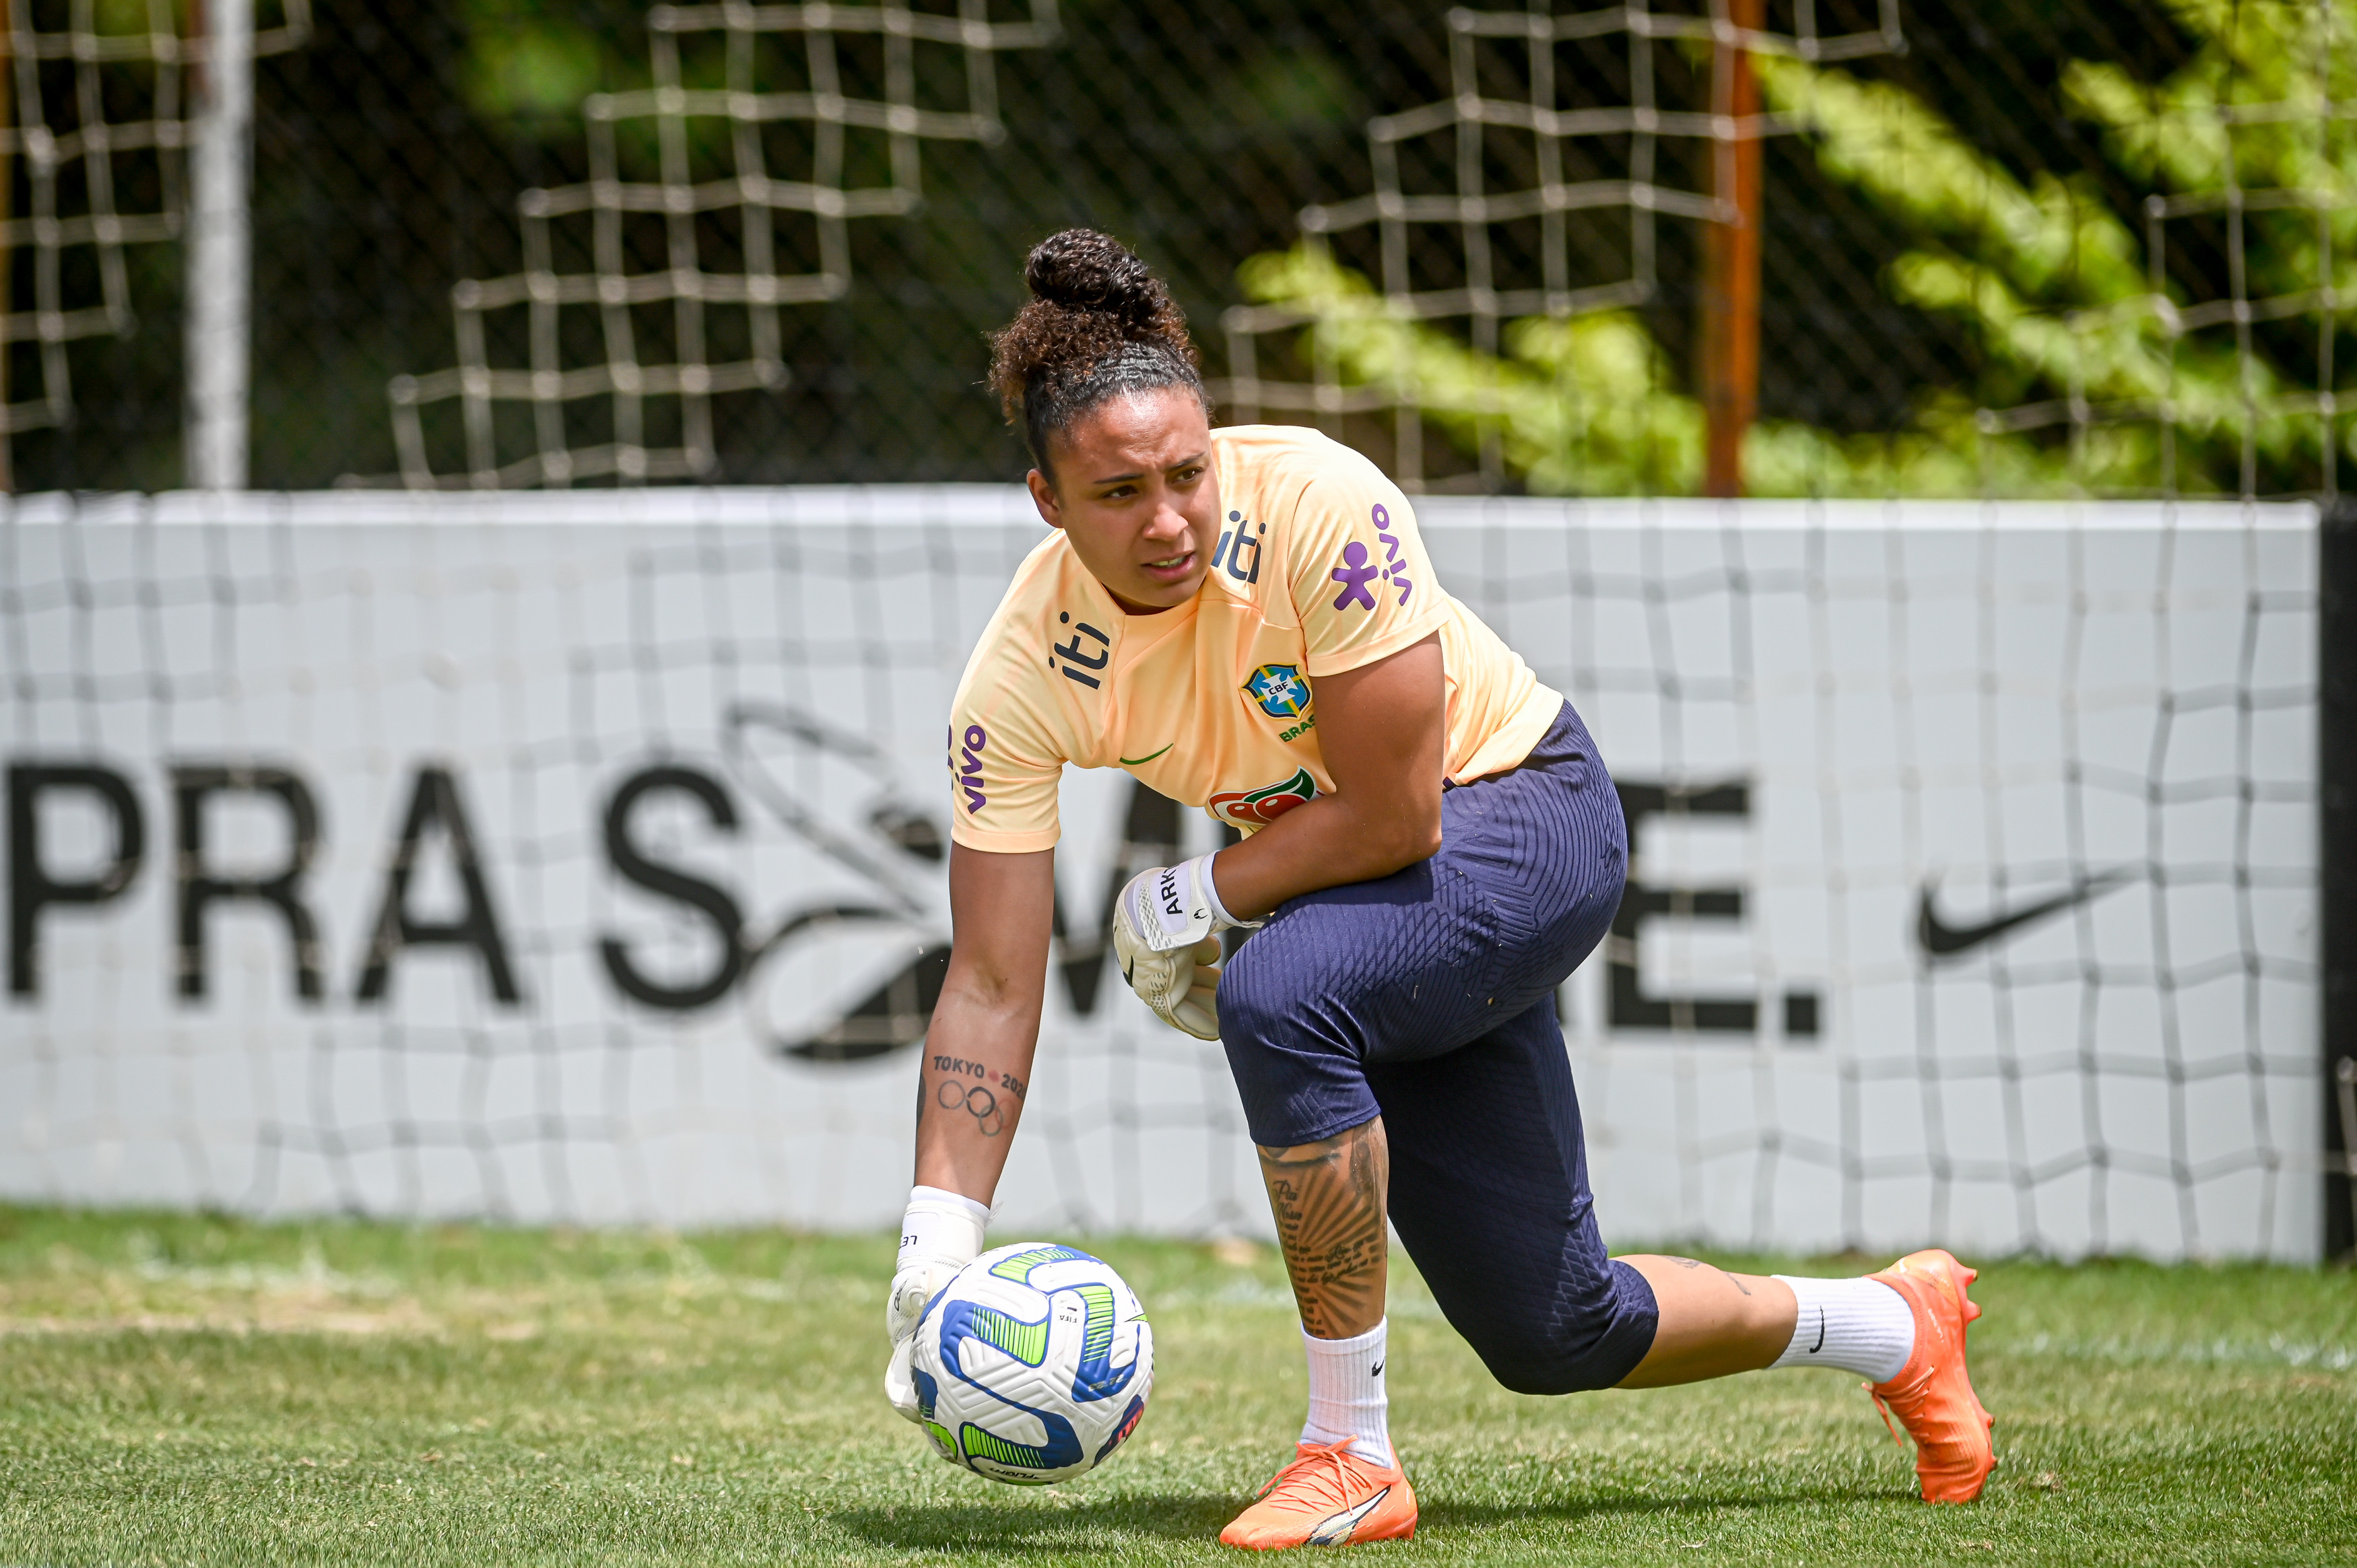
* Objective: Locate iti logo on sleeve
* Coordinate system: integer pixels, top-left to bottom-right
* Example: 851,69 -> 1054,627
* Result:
1207,768 -> 1318,829
1242,664 -> 1311,719
1050,613 -> 1110,688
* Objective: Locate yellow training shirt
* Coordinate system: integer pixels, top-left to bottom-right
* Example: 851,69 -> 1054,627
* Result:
946,424 -> 1563,853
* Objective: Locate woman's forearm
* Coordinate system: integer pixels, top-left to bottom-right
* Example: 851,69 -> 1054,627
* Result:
911,980 -> 1044,1203
1209,788 -> 1440,920
918,844 -> 1056,1203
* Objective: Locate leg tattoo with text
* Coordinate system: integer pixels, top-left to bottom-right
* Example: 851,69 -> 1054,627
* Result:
1258,1117 -> 1390,1340
921,1054 -> 1028,1143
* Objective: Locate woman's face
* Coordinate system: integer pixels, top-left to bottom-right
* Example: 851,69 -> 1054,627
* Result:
1026,386 -> 1222,614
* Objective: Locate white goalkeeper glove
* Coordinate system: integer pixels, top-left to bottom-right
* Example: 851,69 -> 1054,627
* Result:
1110,852 -> 1251,1042
884,1184 -> 989,1423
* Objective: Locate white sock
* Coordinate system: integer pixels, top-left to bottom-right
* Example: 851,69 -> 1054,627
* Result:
897,1185 -> 989,1274
1300,1320 -> 1392,1467
1770,1276 -> 1915,1384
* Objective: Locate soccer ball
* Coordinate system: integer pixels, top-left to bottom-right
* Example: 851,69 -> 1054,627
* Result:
909,1241 -> 1153,1485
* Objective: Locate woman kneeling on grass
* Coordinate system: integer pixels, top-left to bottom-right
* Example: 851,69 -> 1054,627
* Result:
884,228 -> 1995,1549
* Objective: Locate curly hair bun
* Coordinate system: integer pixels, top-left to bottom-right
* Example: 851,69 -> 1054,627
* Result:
986,228 -> 1208,471
1024,229 -> 1166,327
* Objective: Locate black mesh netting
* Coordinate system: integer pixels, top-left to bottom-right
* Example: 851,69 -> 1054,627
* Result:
0,0 -> 2333,497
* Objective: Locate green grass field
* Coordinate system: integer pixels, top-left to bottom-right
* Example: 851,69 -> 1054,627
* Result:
1,1206 -> 2351,1565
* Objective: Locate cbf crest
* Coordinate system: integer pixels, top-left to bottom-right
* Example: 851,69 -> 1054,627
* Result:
1242,664 -> 1311,719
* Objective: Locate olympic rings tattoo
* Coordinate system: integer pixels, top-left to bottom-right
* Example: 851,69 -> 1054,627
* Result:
937,1079 -> 1006,1136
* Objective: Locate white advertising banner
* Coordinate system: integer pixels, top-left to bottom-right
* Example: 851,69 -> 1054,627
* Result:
0,490 -> 2321,1260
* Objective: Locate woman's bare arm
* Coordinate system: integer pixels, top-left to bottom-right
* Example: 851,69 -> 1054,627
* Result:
1209,633 -> 1446,921
912,843 -> 1055,1202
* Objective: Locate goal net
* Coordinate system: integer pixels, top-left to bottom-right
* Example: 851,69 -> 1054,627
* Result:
387,1 -> 1061,490
1216,0 -> 1907,491
1217,0 -> 2355,506
0,0 -> 310,467
0,487 -> 2321,1260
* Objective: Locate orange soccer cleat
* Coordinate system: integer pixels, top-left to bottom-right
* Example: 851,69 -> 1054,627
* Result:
1865,1248 -> 1997,1503
1219,1440 -> 1418,1550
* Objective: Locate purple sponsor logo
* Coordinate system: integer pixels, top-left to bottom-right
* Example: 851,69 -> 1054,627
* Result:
1371,503 -> 1414,605
1329,541 -> 1379,612
958,724 -> 987,814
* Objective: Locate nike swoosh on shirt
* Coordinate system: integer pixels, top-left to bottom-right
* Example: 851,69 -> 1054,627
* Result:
1119,744 -> 1174,766
1916,869 -> 2133,959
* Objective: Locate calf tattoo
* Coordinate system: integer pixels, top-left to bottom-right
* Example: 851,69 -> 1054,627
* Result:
937,1079 -> 1005,1136
923,1056 -> 1028,1139
1257,1118 -> 1390,1339
1668,1254 -> 1753,1295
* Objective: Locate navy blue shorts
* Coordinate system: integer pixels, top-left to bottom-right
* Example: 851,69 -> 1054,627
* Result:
1218,700 -> 1659,1394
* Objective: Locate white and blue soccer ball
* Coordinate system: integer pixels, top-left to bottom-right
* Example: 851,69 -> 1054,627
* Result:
910,1242 -> 1153,1485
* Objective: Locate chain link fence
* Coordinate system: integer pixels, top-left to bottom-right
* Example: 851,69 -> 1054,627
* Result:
0,0 -> 2344,498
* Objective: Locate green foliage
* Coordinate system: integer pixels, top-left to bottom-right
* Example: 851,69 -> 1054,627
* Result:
92,0 -> 174,36
1240,2 -> 2353,497
1236,244 -> 2050,498
1221,48 -> 1367,135
449,1 -> 884,212
459,1 -> 632,128
81,0 -> 301,42
2,1206 -> 2352,1564
2063,1 -> 2356,287
467,26 -> 603,123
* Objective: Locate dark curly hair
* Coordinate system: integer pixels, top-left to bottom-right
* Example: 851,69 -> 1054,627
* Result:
986,229 -> 1209,478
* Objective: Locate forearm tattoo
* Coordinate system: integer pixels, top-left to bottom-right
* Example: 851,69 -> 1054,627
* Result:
925,1053 -> 1027,1138
1257,1118 -> 1389,1339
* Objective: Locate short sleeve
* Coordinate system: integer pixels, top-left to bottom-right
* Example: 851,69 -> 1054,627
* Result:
945,652 -> 1067,854
1288,471 -> 1451,678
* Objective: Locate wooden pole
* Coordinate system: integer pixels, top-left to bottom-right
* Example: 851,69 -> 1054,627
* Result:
1701,0 -> 1764,499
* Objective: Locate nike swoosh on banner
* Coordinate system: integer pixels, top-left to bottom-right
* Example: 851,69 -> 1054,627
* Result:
1307,1487 -> 1391,1546
1120,743 -> 1174,766
1915,868 -> 2133,959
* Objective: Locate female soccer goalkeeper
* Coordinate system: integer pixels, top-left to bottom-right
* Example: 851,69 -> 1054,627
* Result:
885,230 -> 1995,1548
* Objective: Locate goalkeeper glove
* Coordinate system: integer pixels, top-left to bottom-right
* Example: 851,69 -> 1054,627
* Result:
1110,852 -> 1250,1042
883,1184 -> 989,1423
